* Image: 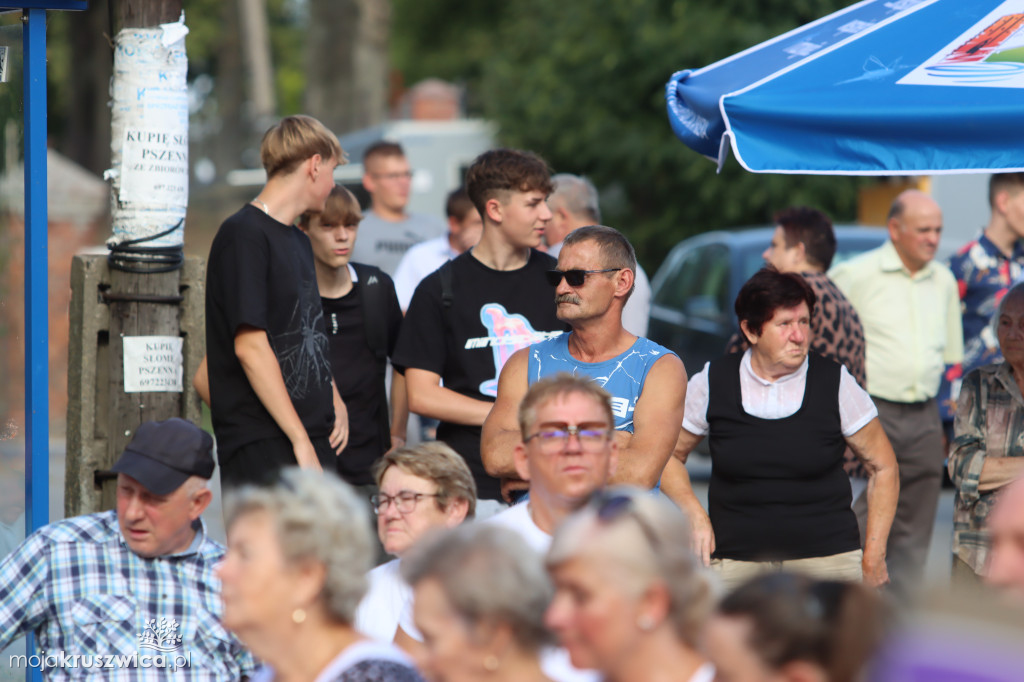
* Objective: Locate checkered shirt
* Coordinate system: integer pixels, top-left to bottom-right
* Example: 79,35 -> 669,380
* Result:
949,362 -> 1024,574
0,510 -> 255,680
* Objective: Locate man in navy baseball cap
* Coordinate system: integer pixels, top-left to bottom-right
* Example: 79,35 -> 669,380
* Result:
111,417 -> 216,496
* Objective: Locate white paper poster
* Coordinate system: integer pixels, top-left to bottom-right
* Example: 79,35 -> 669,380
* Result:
123,336 -> 183,393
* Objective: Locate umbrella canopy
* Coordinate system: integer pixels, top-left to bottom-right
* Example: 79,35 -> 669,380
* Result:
666,0 -> 1024,175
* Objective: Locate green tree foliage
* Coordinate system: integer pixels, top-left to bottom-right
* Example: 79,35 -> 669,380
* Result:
392,0 -> 867,271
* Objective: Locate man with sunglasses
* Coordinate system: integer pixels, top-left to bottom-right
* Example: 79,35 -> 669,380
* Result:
393,149 -> 565,516
546,174 -> 652,336
482,225 -> 686,500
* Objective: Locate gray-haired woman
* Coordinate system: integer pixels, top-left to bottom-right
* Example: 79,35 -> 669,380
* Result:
402,523 -> 555,682
545,486 -> 715,682
217,468 -> 424,682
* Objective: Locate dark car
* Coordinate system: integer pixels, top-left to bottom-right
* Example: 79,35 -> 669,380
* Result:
647,226 -> 888,378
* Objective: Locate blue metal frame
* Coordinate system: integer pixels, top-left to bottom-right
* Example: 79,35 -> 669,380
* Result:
18,3 -> 87,677
23,5 -> 47,536
23,9 -> 47,682
1,1 -> 86,9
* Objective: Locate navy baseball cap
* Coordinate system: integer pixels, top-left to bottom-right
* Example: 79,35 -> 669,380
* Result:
110,418 -> 215,495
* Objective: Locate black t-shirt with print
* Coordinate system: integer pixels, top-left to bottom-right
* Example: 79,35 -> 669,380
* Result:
322,267 -> 404,486
392,249 -> 564,499
205,204 -> 334,460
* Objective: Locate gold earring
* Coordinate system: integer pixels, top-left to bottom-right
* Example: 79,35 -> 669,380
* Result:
483,654 -> 499,672
292,608 -> 306,624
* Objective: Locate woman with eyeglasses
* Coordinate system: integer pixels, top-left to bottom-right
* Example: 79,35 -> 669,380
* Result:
402,523 -> 556,682
545,486 -> 715,682
705,572 -> 889,682
217,468 -> 424,682
354,443 -> 475,648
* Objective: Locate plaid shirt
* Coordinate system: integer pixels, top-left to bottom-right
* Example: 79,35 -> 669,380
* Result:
949,362 -> 1024,573
0,510 -> 255,680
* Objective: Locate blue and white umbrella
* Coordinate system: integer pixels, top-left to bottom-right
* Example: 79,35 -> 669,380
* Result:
666,0 -> 1024,175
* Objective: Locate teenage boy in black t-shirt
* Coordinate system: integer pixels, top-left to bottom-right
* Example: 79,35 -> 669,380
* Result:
392,149 -> 564,509
298,185 -> 408,486
203,115 -> 349,488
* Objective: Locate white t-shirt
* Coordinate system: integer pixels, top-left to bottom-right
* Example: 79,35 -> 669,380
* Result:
486,500 -> 551,553
393,235 -> 457,310
354,558 -> 417,643
683,350 -> 877,437
485,504 -> 600,682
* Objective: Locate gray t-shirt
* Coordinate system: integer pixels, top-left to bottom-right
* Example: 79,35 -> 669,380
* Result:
351,209 -> 446,276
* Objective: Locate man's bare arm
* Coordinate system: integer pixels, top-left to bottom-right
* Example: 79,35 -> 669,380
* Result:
846,417 -> 899,587
193,355 -> 211,407
234,325 -> 321,471
405,367 -> 494,426
329,382 -> 348,454
389,368 -> 409,450
609,353 -> 686,488
481,349 -> 530,478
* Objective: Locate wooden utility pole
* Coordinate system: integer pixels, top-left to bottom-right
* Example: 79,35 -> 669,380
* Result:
100,0 -> 189,511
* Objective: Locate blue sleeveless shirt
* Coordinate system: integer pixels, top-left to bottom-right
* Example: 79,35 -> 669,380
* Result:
526,334 -> 675,433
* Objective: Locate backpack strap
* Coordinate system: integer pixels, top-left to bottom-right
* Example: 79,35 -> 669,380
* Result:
438,259 -> 455,334
352,262 -> 392,450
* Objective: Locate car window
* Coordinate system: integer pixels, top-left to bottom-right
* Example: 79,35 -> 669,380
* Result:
654,244 -> 730,318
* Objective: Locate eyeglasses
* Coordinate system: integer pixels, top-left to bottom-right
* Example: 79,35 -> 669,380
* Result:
545,268 -> 622,287
372,171 -> 413,181
525,424 -> 611,453
370,490 -> 440,515
591,491 -> 661,551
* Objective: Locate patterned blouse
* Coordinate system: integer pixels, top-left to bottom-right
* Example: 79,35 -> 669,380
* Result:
949,362 -> 1024,573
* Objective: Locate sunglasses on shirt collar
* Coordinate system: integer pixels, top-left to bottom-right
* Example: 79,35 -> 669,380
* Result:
545,268 -> 622,287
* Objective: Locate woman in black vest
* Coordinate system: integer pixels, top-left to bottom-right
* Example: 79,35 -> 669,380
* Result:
669,268 -> 898,591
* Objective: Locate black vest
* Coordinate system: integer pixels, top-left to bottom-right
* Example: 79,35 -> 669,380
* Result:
707,352 -> 861,561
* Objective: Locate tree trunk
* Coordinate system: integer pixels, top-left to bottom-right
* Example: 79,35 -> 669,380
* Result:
62,1 -> 113,176
238,0 -> 276,136
305,0 -> 391,135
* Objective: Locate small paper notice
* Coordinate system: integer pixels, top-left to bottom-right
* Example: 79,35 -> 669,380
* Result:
118,128 -> 189,205
123,336 -> 183,393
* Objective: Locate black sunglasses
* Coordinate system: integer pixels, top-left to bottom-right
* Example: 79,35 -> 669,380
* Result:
545,268 -> 622,287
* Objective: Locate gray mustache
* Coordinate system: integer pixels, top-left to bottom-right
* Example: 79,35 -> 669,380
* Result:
556,294 -> 581,305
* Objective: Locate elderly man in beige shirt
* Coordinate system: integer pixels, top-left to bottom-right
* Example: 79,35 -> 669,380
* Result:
830,189 -> 963,598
